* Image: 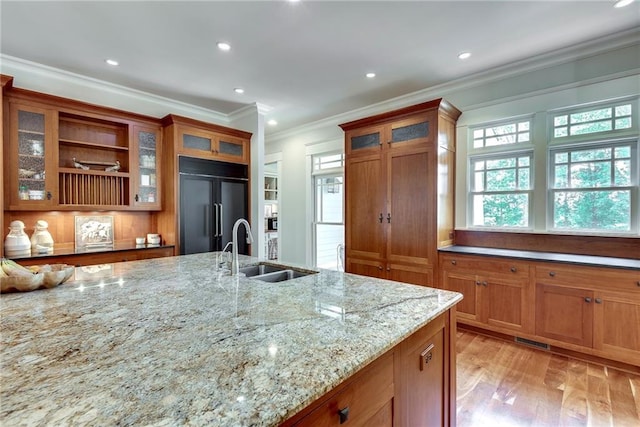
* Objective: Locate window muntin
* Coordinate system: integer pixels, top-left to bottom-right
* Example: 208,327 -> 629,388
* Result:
550,141 -> 635,232
552,101 -> 633,140
313,153 -> 345,171
472,120 -> 531,149
470,153 -> 533,228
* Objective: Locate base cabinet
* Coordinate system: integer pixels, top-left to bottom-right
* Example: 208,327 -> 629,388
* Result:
439,250 -> 640,368
440,254 -> 531,334
283,310 -> 456,427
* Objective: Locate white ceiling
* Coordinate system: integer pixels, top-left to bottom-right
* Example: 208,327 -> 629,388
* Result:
1,1 -> 639,134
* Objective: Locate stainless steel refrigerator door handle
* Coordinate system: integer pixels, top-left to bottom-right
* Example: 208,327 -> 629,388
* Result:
214,203 -> 220,237
219,203 -> 224,239
205,205 -> 210,236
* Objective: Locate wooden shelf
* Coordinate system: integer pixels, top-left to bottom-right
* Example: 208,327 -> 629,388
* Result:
58,167 -> 130,177
59,138 -> 129,151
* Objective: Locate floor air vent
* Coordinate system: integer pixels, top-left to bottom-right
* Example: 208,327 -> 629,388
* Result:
514,337 -> 550,351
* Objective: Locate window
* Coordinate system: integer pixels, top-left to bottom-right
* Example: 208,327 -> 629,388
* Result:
551,100 -> 633,140
473,120 -> 530,148
313,153 -> 345,270
470,153 -> 533,227
550,141 -> 636,232
468,118 -> 533,228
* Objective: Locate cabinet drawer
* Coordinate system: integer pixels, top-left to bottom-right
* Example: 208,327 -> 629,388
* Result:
440,254 -> 529,277
535,264 -> 640,293
295,352 -> 394,426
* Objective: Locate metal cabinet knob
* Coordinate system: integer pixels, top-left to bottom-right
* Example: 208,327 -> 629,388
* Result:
595,298 -> 602,304
549,271 -> 556,277
451,260 -> 457,265
510,266 -> 517,273
476,281 -> 481,286
482,281 -> 488,287
338,407 -> 350,424
584,297 -> 592,303
386,267 -> 390,272
377,265 -> 383,271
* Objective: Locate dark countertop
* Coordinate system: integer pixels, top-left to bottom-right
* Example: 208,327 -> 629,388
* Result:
439,245 -> 640,271
10,243 -> 175,261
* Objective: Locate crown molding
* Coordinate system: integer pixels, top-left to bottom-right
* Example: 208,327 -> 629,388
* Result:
266,28 -> 640,144
0,54 -> 230,124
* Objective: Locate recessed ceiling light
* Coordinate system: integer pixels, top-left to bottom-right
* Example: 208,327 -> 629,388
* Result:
234,88 -> 244,94
105,59 -> 119,66
366,72 -> 376,78
268,119 -> 278,126
458,52 -> 471,60
614,0 -> 634,7
217,42 -> 231,51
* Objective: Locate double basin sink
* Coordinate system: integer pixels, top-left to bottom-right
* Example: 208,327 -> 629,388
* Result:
239,263 -> 317,283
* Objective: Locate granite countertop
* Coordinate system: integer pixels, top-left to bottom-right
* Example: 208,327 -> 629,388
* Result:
0,253 -> 462,426
439,245 -> 640,270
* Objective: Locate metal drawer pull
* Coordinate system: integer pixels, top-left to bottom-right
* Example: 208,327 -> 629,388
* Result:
420,343 -> 435,371
510,267 -> 517,273
585,297 -> 592,303
379,213 -> 383,223
595,298 -> 602,304
338,407 -> 350,424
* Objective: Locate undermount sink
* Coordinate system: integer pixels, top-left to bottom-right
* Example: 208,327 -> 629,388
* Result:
239,263 -> 317,283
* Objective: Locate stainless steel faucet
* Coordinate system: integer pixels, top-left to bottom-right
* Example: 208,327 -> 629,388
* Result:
231,218 -> 253,275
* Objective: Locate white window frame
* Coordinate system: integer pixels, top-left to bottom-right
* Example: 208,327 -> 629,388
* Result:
547,138 -> 639,235
467,116 -> 535,229
311,152 -> 345,269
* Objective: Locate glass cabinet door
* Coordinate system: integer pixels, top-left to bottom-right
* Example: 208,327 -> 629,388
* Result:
9,104 -> 55,208
345,124 -> 386,156
133,126 -> 161,209
388,113 -> 434,150
215,135 -> 248,164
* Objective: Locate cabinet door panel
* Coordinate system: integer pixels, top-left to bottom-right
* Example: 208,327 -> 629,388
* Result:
593,291 -> 640,365
484,277 -> 529,333
389,112 -> 434,150
442,272 -> 479,321
345,124 -> 385,156
403,328 -> 445,427
345,155 -> 385,260
535,284 -> 593,347
346,257 -> 385,279
387,263 -> 433,287
179,175 -> 214,255
386,148 -> 433,266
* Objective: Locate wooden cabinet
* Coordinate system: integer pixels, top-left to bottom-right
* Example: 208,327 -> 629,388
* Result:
131,125 -> 161,209
440,253 -> 532,334
3,89 -> 163,211
158,115 -> 252,254
164,114 -> 250,165
341,99 -> 460,286
293,352 -> 394,427
535,264 -> 640,366
283,310 -> 456,427
5,102 -> 57,209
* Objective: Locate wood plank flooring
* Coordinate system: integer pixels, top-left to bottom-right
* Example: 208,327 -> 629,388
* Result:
456,330 -> 640,427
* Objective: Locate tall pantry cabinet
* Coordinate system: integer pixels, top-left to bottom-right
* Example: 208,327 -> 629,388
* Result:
339,99 -> 461,286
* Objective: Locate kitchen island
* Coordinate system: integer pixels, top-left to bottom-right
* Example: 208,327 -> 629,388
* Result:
1,253 -> 462,426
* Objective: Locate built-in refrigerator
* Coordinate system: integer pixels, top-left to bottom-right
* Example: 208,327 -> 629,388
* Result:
179,156 -> 249,256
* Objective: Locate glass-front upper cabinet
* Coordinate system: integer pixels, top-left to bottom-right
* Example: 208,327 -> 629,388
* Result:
177,126 -> 249,165
7,102 -> 57,209
344,124 -> 386,156
132,125 -> 161,210
388,112 -> 435,150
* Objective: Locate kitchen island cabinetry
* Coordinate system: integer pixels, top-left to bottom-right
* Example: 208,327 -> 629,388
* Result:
1,253 -> 461,426
341,99 -> 460,287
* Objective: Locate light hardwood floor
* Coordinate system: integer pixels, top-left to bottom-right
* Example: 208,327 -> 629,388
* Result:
456,330 -> 640,427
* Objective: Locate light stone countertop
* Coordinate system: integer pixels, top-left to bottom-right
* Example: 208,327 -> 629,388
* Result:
1,252 -> 462,426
